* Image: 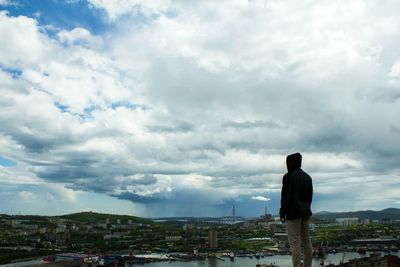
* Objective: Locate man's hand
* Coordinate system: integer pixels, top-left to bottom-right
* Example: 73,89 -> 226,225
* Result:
280,216 -> 286,223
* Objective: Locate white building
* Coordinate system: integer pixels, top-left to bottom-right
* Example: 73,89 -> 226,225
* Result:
336,218 -> 359,227
165,235 -> 182,241
56,224 -> 67,233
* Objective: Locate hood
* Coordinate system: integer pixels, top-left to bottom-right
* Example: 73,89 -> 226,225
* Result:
286,152 -> 302,172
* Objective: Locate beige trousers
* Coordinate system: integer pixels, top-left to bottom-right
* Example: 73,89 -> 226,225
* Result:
286,217 -> 312,267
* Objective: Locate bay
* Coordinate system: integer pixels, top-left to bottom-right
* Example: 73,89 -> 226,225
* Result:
2,251 -> 399,267
141,252 -> 387,267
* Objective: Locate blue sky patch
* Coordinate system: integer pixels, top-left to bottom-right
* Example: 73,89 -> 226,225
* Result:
0,0 -> 108,34
0,155 -> 17,167
0,66 -> 22,79
54,102 -> 69,112
111,102 -> 145,110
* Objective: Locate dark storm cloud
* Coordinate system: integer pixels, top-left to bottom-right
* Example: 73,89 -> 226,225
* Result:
223,120 -> 283,129
115,191 -> 165,204
147,121 -> 194,133
358,152 -> 400,174
390,125 -> 400,134
299,124 -> 353,152
367,86 -> 400,103
204,170 -> 268,180
67,179 -> 111,194
38,168 -> 99,183
188,144 -> 226,155
207,174 -> 281,190
130,188 -> 236,217
32,148 -> 190,187
33,152 -> 117,182
64,174 -> 158,194
0,127 -> 74,154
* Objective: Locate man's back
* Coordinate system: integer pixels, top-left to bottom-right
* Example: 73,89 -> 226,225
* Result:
280,153 -> 313,220
286,169 -> 313,220
280,152 -> 313,267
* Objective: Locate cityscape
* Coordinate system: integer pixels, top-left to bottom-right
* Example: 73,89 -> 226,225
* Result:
1,208 -> 400,266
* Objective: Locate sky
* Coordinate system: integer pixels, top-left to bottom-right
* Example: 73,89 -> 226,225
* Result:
0,0 -> 400,218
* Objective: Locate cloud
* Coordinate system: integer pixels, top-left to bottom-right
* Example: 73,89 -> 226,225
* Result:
147,121 -> 194,133
87,0 -> 171,21
223,120 -> 283,129
0,0 -> 19,7
57,27 -> 102,47
1,1 -> 400,216
388,60 -> 400,79
18,190 -> 37,201
252,196 -> 271,202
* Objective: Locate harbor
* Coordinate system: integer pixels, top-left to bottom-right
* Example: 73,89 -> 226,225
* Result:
2,251 -> 400,267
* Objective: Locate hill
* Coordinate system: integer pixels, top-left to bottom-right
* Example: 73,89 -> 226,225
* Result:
59,211 -> 153,225
313,208 -> 400,221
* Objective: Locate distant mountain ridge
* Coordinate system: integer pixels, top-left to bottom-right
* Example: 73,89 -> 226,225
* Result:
2,208 -> 399,222
59,211 -> 153,224
313,208 -> 400,221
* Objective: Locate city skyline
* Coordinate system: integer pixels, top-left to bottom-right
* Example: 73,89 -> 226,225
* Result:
0,0 -> 399,217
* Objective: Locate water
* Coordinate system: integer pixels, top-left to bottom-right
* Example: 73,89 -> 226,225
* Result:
141,252 -> 400,267
2,252 -> 399,267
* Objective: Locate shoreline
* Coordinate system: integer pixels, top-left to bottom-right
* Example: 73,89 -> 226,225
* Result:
2,249 -> 400,267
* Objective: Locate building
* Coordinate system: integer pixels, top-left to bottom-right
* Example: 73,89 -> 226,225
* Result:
183,224 -> 194,231
381,218 -> 396,224
208,230 -> 218,249
103,233 -> 122,240
56,224 -> 67,233
351,238 -> 398,247
336,218 -> 359,227
97,223 -> 107,229
165,235 -> 182,241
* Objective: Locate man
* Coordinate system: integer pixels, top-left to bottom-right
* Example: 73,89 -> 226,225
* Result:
280,152 -> 313,267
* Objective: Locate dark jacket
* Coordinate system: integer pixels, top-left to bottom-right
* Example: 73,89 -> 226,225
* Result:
279,153 -> 313,220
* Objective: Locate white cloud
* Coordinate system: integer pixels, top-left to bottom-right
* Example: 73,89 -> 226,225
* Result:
88,0 -> 171,20
252,196 -> 271,202
0,0 -> 19,7
114,1 -> 388,82
1,1 -> 400,216
18,191 -> 37,201
44,183 -> 78,203
388,60 -> 400,79
57,27 -> 102,47
0,11 -> 52,67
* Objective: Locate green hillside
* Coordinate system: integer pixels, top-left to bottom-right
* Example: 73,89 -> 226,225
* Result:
313,208 -> 400,221
59,211 -> 153,225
